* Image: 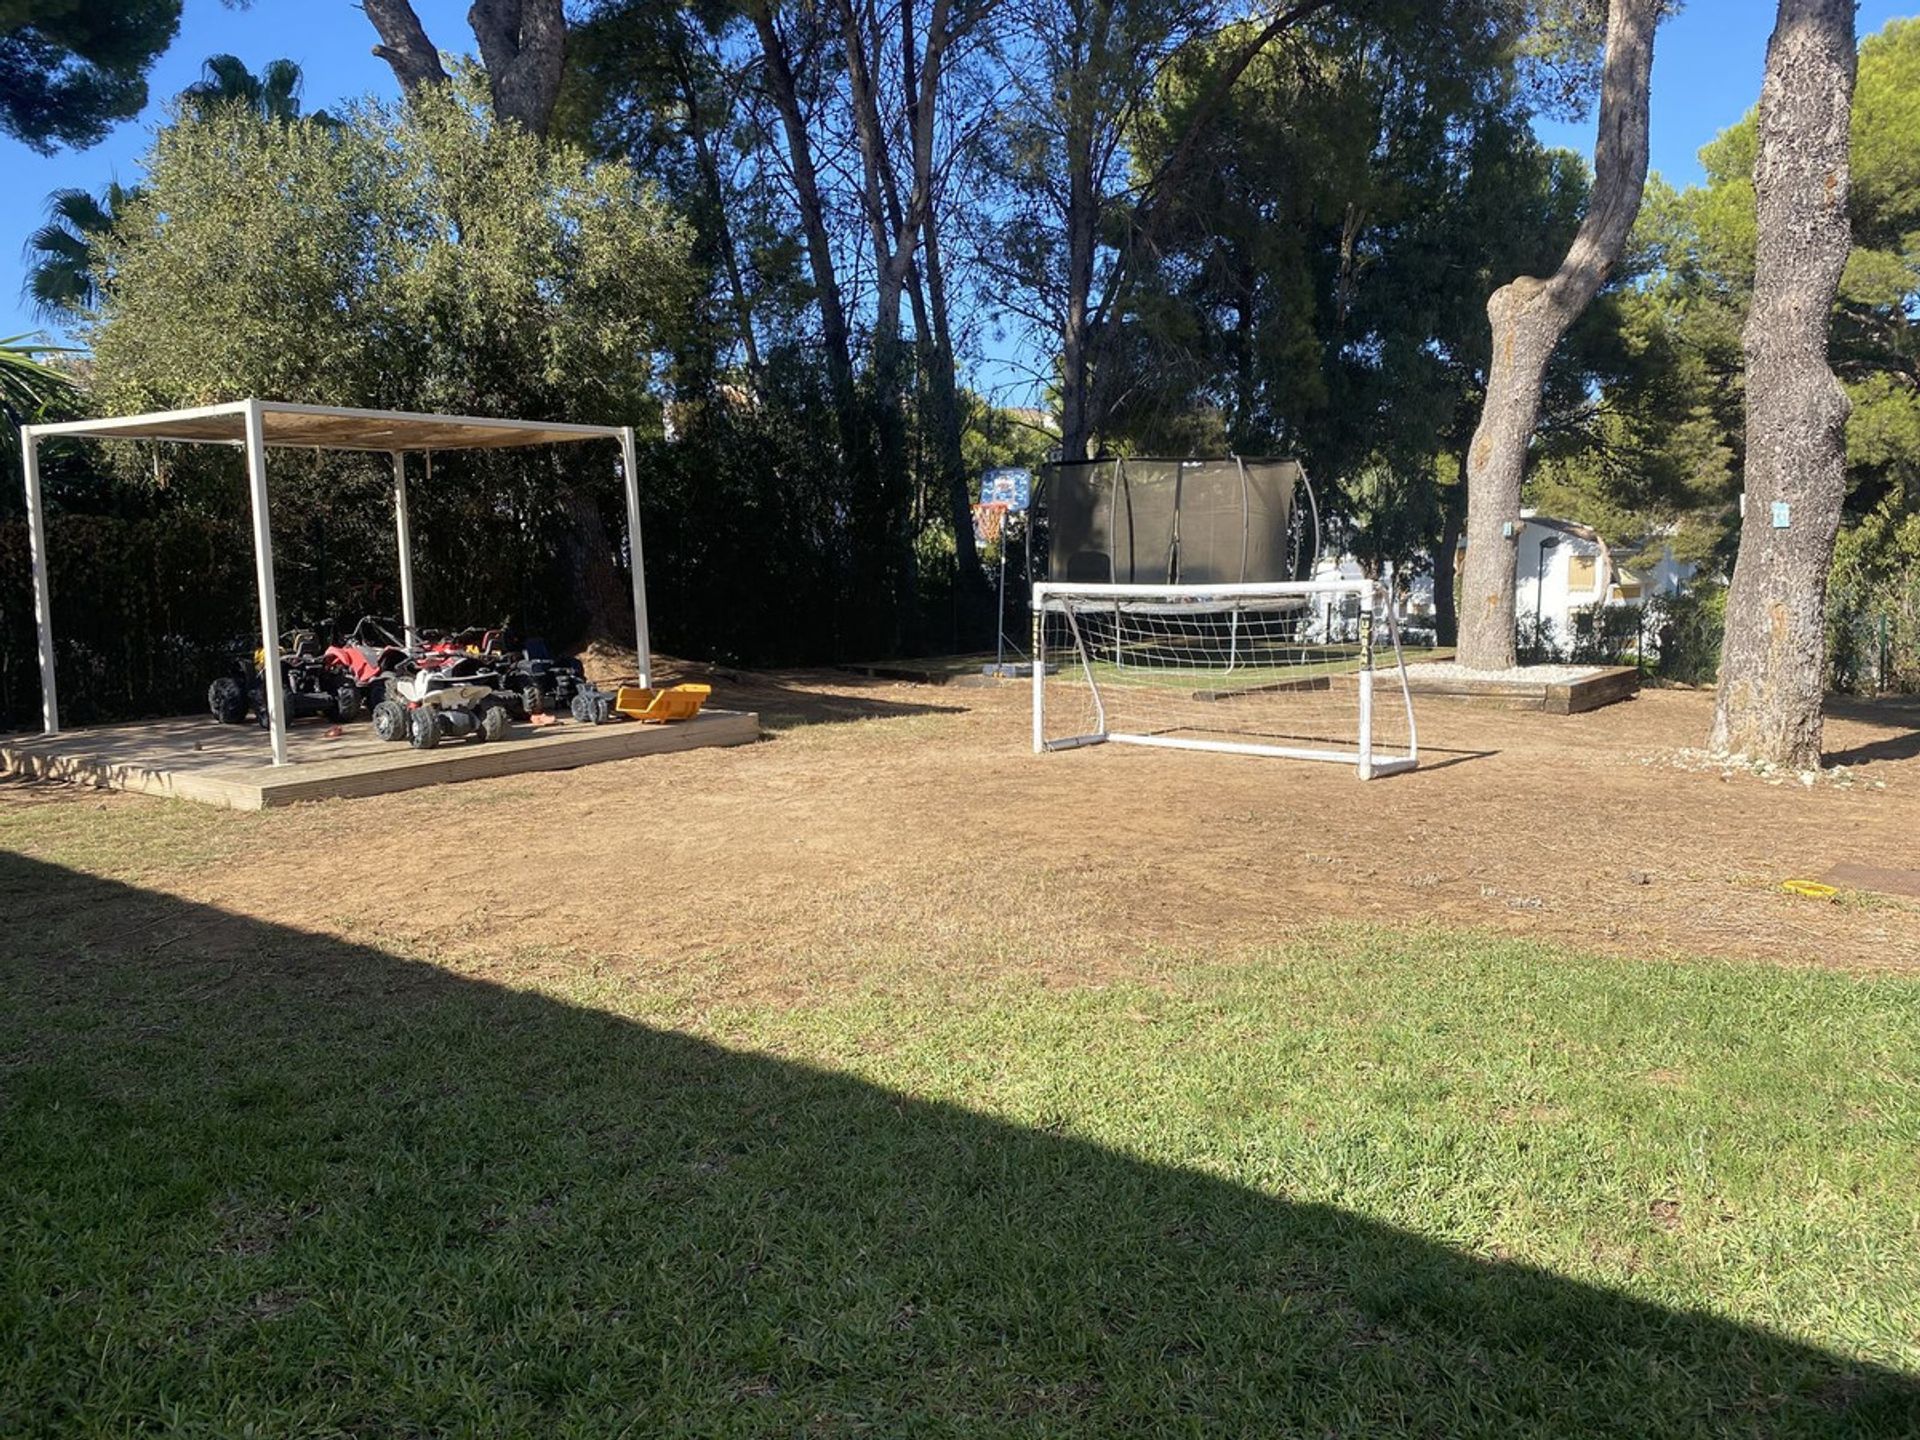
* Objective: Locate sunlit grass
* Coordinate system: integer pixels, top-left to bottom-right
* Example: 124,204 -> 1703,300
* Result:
3,822 -> 1917,1434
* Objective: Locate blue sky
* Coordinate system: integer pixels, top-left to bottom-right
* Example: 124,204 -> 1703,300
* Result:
4,0 -> 1915,360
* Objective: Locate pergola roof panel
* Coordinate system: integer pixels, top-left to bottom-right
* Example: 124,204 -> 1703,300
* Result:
25,400 -> 626,453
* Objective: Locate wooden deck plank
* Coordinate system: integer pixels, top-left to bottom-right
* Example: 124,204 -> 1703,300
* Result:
0,709 -> 760,810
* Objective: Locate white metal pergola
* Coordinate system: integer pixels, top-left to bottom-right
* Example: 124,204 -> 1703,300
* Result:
20,399 -> 651,766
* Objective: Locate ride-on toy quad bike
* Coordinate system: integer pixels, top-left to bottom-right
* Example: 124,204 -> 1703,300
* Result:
207,627 -> 359,728
320,614 -> 415,717
373,673 -> 513,749
420,621 -> 586,718
368,650 -> 505,741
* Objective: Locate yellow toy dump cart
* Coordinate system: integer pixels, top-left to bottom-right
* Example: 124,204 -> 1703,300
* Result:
612,683 -> 711,723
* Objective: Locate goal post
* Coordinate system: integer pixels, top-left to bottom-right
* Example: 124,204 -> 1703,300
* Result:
1031,579 -> 1418,779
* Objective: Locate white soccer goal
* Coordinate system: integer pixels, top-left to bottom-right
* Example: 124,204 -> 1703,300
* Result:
1030,580 -> 1418,779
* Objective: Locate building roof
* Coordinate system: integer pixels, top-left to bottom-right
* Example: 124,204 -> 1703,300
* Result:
24,401 -> 627,453
1520,514 -> 1605,546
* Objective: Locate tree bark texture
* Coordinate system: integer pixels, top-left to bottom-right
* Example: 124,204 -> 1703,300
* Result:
1433,479 -> 1464,647
365,1 -> 565,136
557,478 -> 636,645
365,0 -> 450,93
1455,0 -> 1659,669
1709,0 -> 1856,767
469,0 -> 569,136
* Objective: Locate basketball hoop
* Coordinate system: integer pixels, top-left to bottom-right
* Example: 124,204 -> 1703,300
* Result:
972,500 -> 1009,547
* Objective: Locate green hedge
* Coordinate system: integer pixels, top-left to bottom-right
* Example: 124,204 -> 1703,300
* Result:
1,513 -> 256,728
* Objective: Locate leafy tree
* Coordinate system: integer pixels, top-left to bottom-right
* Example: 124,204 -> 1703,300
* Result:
0,0 -> 181,152
85,82 -> 696,641
0,332 -> 73,427
21,182 -> 138,322
1457,0 -> 1666,670
180,53 -> 335,125
1089,7 -> 1597,633
23,56 -> 326,328
1548,15 -> 1920,699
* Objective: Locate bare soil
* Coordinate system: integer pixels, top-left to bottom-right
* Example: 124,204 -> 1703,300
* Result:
10,661 -> 1920,989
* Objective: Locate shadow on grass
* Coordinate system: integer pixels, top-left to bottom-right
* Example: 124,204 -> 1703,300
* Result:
1825,729 -> 1920,769
1823,694 -> 1920,770
3,851 -> 1914,1436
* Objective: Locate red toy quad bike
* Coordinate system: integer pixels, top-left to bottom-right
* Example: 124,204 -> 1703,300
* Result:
320,615 -> 415,718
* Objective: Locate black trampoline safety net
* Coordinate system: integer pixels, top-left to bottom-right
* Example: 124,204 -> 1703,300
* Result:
1041,457 -> 1307,586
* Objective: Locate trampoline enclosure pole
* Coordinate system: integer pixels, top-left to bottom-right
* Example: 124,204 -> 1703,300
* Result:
22,431 -> 59,733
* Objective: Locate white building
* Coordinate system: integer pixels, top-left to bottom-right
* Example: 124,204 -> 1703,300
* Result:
1508,513 -> 1692,634
1307,516 -> 1695,652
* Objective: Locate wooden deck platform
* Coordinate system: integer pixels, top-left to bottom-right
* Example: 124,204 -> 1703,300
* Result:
1401,665 -> 1640,714
0,708 -> 761,810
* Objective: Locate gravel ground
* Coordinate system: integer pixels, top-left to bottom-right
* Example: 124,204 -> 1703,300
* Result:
1400,660 -> 1606,684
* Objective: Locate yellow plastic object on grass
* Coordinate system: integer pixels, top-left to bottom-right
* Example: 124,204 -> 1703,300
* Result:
1781,878 -> 1839,901
613,682 -> 712,723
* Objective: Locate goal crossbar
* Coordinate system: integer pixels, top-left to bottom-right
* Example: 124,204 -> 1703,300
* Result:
1031,578 -> 1419,779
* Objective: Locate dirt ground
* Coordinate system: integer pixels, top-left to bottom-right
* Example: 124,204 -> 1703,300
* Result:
10,662 -> 1920,986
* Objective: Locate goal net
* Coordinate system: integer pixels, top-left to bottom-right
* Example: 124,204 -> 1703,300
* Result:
1031,580 -> 1418,778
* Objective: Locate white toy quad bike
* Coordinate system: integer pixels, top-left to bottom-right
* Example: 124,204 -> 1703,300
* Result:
372,675 -> 513,750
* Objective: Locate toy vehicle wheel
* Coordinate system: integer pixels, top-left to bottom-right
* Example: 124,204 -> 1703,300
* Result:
208,676 -> 248,724
479,701 -> 511,743
254,694 -> 278,728
520,684 -> 545,716
372,700 -> 409,742
570,690 -> 609,725
407,707 -> 442,749
334,682 -> 363,723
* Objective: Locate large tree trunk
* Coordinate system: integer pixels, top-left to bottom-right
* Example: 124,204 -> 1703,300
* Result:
1434,473 -> 1465,647
468,0 -> 569,136
921,211 -> 986,594
747,2 -> 859,441
1056,87 -> 1100,465
1709,0 -> 1856,767
668,24 -> 764,384
557,480 -> 634,645
837,0 -> 927,649
365,0 -> 565,136
1455,0 -> 1659,669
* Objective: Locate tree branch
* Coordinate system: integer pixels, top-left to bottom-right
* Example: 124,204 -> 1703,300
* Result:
363,0 -> 449,93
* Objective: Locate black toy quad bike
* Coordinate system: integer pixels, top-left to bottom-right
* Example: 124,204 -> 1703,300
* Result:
208,628 -> 359,728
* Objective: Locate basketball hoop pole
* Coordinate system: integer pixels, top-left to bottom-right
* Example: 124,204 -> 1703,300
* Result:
995,522 -> 1009,670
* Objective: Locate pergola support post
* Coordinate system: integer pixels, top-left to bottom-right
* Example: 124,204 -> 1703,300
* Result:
619,426 -> 652,688
21,429 -> 58,734
241,400 -> 289,765
392,450 -> 417,644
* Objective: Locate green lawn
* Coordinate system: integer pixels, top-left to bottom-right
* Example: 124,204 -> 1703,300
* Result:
3,842 -> 1918,1435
